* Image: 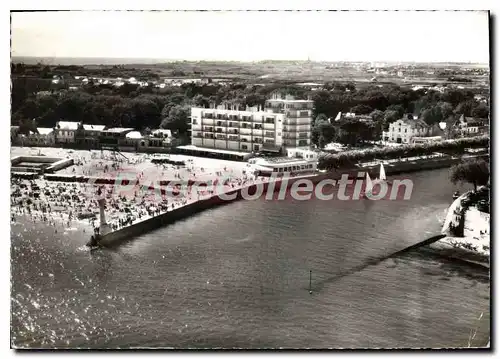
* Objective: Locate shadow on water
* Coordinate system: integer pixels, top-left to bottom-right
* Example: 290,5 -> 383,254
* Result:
98,198 -> 241,251
310,234 -> 489,293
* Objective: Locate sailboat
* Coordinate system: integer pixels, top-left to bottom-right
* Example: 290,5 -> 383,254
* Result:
363,164 -> 391,198
363,172 -> 374,198
378,163 -> 391,185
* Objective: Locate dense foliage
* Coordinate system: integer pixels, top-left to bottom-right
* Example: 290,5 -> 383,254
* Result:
317,136 -> 489,170
11,63 -> 490,142
451,158 -> 490,192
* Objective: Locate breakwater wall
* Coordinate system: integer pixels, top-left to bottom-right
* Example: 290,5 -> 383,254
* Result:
96,155 -> 477,246
98,181 -> 265,246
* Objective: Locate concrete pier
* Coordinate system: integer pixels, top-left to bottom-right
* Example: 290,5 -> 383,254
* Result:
95,153 -> 486,246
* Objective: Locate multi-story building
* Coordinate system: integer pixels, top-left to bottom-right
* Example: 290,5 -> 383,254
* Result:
75,124 -> 106,148
265,92 -> 313,148
55,121 -> 82,144
382,115 -> 432,144
190,92 -> 313,154
99,128 -> 135,147
453,114 -> 488,137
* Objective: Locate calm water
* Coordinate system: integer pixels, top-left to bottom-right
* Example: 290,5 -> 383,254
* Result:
11,168 -> 490,348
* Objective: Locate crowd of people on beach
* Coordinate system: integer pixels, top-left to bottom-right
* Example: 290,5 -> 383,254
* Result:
11,149 -> 271,236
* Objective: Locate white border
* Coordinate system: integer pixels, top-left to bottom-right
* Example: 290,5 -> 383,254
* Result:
3,0 -> 497,357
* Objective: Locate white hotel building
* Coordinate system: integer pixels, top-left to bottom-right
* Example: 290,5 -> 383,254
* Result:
190,93 -> 313,154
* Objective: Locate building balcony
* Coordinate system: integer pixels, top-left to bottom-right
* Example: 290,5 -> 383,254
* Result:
283,119 -> 311,126
283,133 -> 311,139
264,132 -> 275,138
283,128 -> 311,133
285,111 -> 311,118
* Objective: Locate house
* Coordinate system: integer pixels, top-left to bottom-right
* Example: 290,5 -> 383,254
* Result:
20,128 -> 55,146
124,131 -> 143,148
99,128 -> 134,147
139,129 -> 173,148
453,115 -> 488,137
76,124 -> 106,147
382,114 -> 431,144
55,121 -> 82,144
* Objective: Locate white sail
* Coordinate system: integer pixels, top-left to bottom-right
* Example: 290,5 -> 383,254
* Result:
365,172 -> 373,193
379,163 -> 386,181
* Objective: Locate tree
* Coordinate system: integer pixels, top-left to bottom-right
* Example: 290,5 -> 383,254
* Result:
338,119 -> 365,147
471,103 -> 489,119
160,105 -> 189,134
384,109 -> 400,123
312,117 -> 336,148
350,104 -> 373,115
450,159 -> 490,192
370,109 -> 384,122
385,104 -> 405,117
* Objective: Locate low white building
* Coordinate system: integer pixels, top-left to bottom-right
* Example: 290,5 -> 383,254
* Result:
140,129 -> 173,148
454,114 -> 488,136
286,147 -> 319,161
125,131 -> 143,147
21,127 -> 55,146
382,115 -> 431,144
250,157 -> 317,176
56,121 -> 81,144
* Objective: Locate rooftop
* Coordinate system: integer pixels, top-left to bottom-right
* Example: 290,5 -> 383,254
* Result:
177,145 -> 249,157
125,131 -> 143,139
257,157 -> 309,164
57,121 -> 81,131
151,129 -> 172,137
265,99 -> 313,103
83,124 -> 106,131
103,127 -> 135,134
37,128 -> 54,135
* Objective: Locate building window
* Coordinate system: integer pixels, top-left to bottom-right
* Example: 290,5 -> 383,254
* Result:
193,119 -> 198,125
399,128 -> 401,132
241,144 -> 248,150
405,129 -> 407,133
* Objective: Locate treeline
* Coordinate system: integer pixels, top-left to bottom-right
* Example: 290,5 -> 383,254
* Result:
11,79 -> 307,134
11,63 -> 490,142
310,84 -> 489,148
11,63 -> 161,80
317,136 -> 489,170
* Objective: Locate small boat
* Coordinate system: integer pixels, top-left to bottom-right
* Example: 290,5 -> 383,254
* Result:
378,163 -> 391,185
363,172 -> 374,198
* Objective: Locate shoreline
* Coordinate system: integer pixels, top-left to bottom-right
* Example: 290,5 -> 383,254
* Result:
11,147 -> 490,266
97,153 -> 468,246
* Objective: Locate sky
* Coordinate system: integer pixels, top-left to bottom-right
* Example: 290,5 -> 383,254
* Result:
10,10 -> 490,63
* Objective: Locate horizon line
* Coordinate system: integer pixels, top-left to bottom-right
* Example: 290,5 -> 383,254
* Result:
10,56 -> 489,66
